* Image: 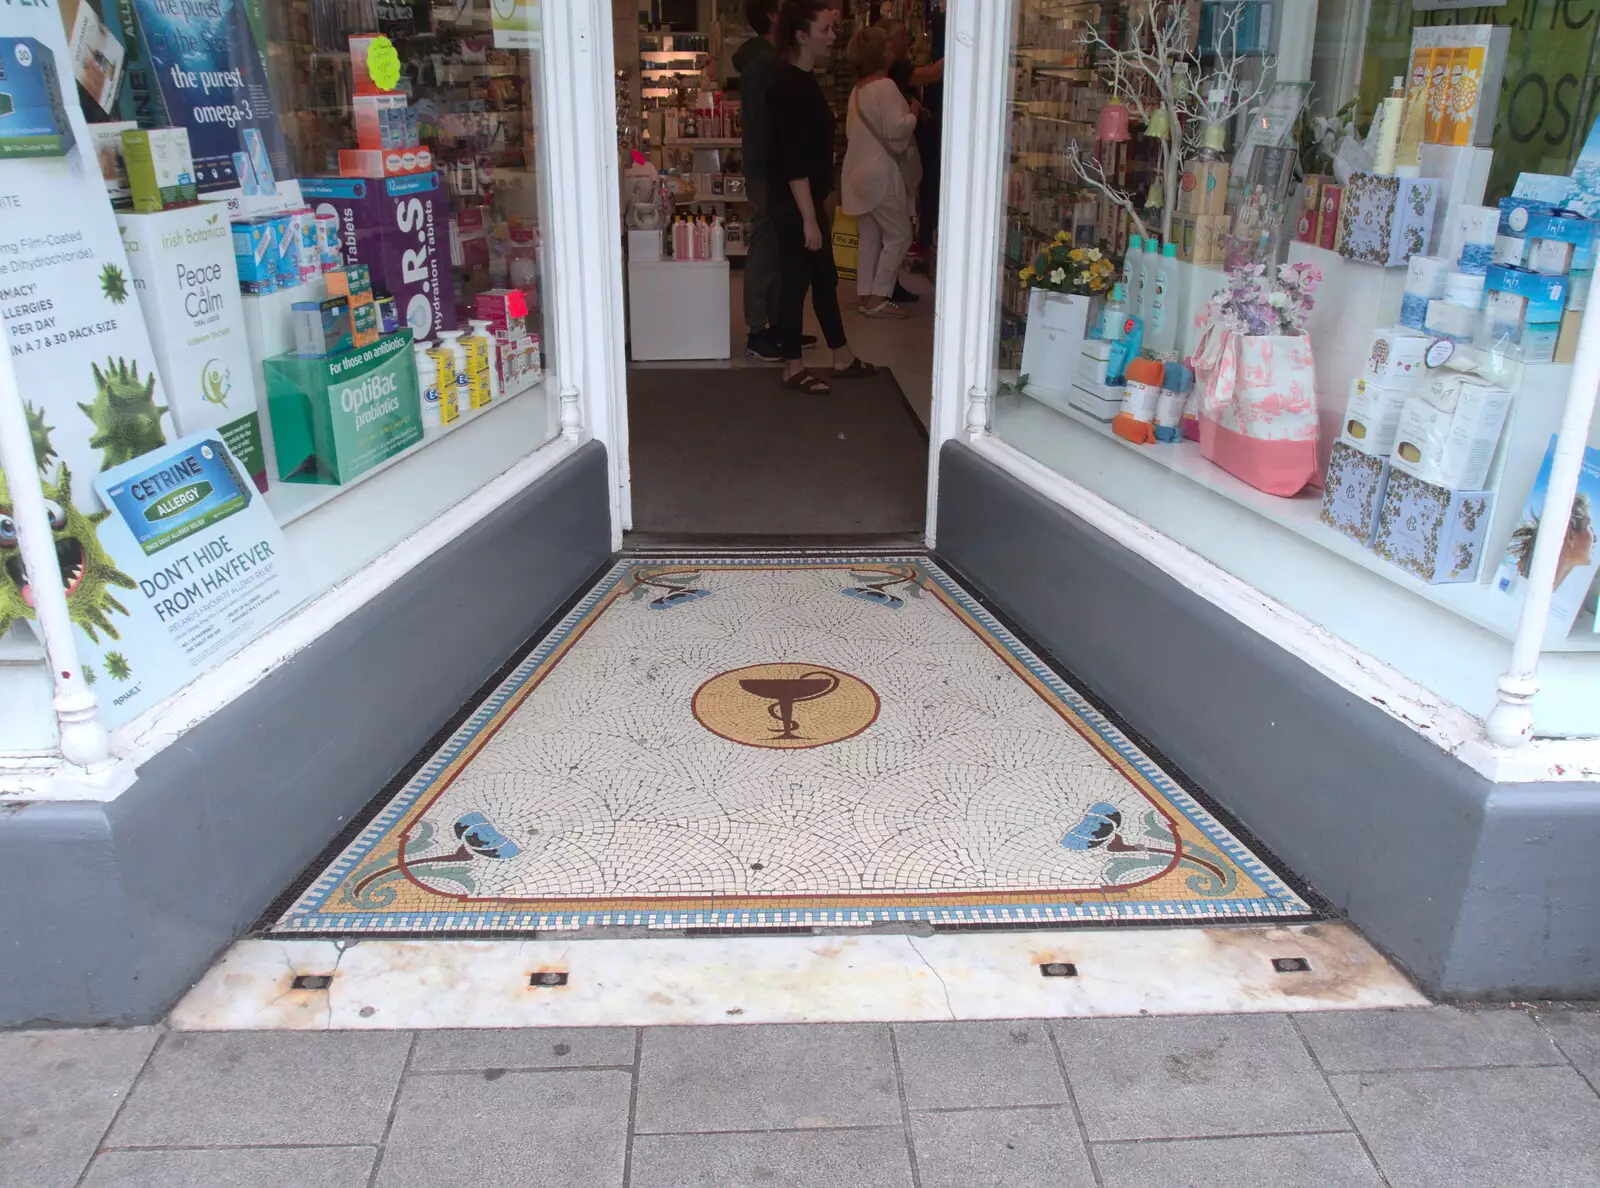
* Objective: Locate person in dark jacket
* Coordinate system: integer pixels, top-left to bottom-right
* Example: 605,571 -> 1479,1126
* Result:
768,0 -> 876,394
734,1 -> 785,361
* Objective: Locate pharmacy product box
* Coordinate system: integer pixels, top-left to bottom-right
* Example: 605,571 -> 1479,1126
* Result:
1362,329 -> 1429,386
232,218 -> 278,294
1316,185 -> 1343,250
116,204 -> 267,490
1342,376 -> 1411,457
1391,376 -> 1513,491
122,127 -> 197,212
1373,472 -> 1494,584
1409,25 -> 1509,147
1401,255 -> 1448,331
292,297 -> 352,357
264,329 -> 421,485
0,38 -> 75,159
301,172 -> 454,340
1174,213 -> 1227,266
337,147 -> 434,179
90,121 -> 138,206
1320,441 -> 1392,547
1485,265 -> 1569,324
1069,380 -> 1124,422
1525,209 -> 1593,276
1335,173 -> 1437,268
1294,176 -> 1329,243
1178,159 -> 1229,216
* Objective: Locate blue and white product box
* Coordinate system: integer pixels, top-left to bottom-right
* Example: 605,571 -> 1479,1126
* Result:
1425,299 -> 1479,344
1453,204 -> 1499,274
1514,173 -> 1574,205
1342,376 -> 1411,457
0,37 -> 75,159
1493,196 -> 1552,267
1335,173 -> 1438,268
231,218 -> 278,294
1321,441 -> 1392,547
1391,375 -> 1513,491
1401,255 -> 1448,331
1485,264 -> 1569,324
101,437 -> 253,557
1362,329 -> 1429,386
1524,209 -> 1593,277
1373,472 -> 1494,585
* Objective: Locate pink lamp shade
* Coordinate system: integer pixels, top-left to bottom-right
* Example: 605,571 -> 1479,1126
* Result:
1096,101 -> 1132,142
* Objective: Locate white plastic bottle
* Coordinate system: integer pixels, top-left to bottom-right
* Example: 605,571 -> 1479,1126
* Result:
1139,237 -> 1162,331
437,330 -> 471,419
468,317 -> 502,405
1146,242 -> 1179,357
1101,283 -> 1129,342
1123,236 -> 1145,311
711,215 -> 726,262
413,340 -> 443,428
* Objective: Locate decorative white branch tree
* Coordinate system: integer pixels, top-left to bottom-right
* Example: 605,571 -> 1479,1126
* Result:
1069,1 -> 1276,245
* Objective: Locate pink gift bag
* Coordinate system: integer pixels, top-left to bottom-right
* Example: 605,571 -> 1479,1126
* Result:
1192,325 -> 1319,497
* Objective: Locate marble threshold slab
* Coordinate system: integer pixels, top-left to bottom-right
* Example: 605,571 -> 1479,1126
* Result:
171,923 -> 1428,1030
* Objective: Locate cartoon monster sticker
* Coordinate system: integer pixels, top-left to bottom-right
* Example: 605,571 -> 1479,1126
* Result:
0,465 -> 137,642
104,652 -> 132,681
80,358 -> 168,470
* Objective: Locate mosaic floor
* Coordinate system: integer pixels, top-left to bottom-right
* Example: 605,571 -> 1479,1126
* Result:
270,558 -> 1317,934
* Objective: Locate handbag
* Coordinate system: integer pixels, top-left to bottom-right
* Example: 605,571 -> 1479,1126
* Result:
848,87 -> 921,196
831,210 -> 859,279
1192,323 -> 1320,497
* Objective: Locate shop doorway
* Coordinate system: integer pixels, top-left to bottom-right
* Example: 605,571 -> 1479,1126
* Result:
615,3 -> 939,543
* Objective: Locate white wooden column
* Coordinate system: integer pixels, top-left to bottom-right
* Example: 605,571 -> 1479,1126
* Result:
541,0 -> 633,545
927,0 -> 1016,542
0,350 -> 112,771
1486,307 -> 1600,748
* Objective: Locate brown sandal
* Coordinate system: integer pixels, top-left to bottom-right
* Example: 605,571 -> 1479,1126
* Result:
833,358 -> 879,379
783,368 -> 831,394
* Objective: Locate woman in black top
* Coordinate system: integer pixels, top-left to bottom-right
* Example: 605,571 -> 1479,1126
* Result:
769,0 -> 877,393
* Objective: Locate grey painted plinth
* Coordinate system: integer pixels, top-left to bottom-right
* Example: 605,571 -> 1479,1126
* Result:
0,443 -> 612,1027
935,440 -> 1600,1000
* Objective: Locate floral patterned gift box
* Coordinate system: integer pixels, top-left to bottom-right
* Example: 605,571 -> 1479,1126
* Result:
1335,173 -> 1438,268
1321,441 -> 1392,548
1373,471 -> 1494,585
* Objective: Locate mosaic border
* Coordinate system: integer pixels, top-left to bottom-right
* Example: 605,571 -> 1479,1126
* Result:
267,556 -> 1318,935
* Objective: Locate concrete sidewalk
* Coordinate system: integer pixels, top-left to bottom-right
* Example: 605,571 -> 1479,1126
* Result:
5,1007 -> 1599,1187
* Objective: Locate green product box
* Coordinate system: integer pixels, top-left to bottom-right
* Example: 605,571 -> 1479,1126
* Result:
265,329 -> 422,485
121,127 -> 197,212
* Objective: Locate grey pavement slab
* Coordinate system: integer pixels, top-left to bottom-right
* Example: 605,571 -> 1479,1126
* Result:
635,1023 -> 901,1134
1095,1133 -> 1384,1187
106,1030 -> 412,1147
629,1128 -> 914,1188
910,1107 -> 1095,1188
1053,1014 -> 1345,1140
81,1146 -> 376,1187
0,1028 -> 158,1188
1332,1065 -> 1600,1188
1295,1006 -> 1564,1071
375,1069 -> 631,1188
894,1020 -> 1068,1110
408,1026 -> 636,1071
1537,1008 -> 1600,1082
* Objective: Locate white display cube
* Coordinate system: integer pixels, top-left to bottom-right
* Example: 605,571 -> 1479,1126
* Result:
627,259 -> 731,361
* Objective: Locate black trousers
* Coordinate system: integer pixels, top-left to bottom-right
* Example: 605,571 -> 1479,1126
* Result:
774,203 -> 848,362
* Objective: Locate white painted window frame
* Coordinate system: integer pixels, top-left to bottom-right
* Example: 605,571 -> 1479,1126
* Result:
924,1 -> 1599,784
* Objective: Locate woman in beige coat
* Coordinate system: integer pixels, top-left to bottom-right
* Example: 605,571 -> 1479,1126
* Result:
840,26 -> 920,319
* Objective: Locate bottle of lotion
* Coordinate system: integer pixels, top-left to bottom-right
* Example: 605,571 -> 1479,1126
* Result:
413,340 -> 442,429
468,317 -> 501,405
711,215 -> 726,262
437,330 -> 471,419
1146,242 -> 1179,357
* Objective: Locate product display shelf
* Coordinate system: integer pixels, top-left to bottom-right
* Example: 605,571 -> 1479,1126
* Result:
997,376 -> 1600,653
263,382 -> 551,529
663,136 -> 742,148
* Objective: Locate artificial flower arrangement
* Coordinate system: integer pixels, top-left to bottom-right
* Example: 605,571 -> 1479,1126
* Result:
1019,233 -> 1120,296
1198,260 -> 1322,336
1192,260 -> 1325,497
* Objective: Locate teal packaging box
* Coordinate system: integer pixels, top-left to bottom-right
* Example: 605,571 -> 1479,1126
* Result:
265,330 -> 421,484
0,39 -> 75,159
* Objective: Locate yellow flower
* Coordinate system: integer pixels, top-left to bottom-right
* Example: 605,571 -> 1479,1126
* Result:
1054,231 -> 1072,245
1019,266 -> 1036,282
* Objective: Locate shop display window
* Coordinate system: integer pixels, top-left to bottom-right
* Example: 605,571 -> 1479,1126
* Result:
988,0 -> 1600,735
0,0 -> 560,751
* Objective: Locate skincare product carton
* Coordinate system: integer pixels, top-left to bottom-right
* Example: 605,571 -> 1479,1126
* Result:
265,329 -> 421,484
1174,213 -> 1228,266
1342,377 -> 1411,457
122,127 -> 197,212
0,38 -> 75,159
1335,173 -> 1437,268
301,172 -> 453,340
1177,159 -> 1229,216
1373,472 -> 1494,584
90,121 -> 138,206
1069,379 -> 1124,422
292,297 -> 353,358
1391,375 -> 1513,491
1321,441 -> 1392,547
1362,330 -> 1429,387
1409,25 -> 1510,148
116,204 -> 267,490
